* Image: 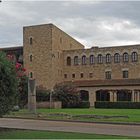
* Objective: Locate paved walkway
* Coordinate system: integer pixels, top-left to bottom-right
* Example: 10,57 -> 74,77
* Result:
0,118 -> 140,137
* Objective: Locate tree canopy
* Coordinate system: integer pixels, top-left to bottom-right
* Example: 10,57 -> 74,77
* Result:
0,52 -> 17,116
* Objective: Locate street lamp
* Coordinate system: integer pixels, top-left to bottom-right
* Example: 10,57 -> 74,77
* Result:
50,90 -> 53,109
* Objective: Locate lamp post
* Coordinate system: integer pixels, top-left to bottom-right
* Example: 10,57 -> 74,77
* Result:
50,90 -> 53,109
49,92 -> 52,109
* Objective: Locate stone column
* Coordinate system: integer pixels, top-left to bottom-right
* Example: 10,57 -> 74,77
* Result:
89,92 -> 94,107
132,90 -> 135,102
89,90 -> 96,107
110,91 -> 114,102
28,79 -> 36,114
138,91 -> 140,102
113,90 -> 117,102
135,91 -> 140,102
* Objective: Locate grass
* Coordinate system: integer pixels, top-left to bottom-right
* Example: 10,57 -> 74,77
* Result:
6,108 -> 140,123
0,129 -> 139,139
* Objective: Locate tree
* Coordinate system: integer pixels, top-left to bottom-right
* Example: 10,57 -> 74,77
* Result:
0,52 -> 17,116
15,62 -> 28,108
53,83 -> 80,108
7,55 -> 28,109
36,89 -> 51,102
17,75 -> 28,108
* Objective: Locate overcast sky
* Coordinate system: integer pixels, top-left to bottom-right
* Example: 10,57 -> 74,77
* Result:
1,1 -> 140,48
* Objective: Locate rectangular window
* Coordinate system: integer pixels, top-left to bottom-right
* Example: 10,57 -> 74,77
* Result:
123,70 -> 128,78
64,74 -> 67,79
72,74 -> 75,78
89,73 -> 93,78
80,73 -> 84,78
105,71 -> 111,79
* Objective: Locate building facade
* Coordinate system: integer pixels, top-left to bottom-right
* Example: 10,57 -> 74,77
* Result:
1,23 -> 140,106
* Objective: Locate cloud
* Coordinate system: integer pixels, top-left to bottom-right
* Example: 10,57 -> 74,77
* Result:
0,1 -> 140,48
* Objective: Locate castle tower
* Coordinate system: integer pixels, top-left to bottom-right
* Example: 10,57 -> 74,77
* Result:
23,24 -> 84,89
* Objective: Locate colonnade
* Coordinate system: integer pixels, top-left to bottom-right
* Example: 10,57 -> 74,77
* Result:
79,88 -> 140,107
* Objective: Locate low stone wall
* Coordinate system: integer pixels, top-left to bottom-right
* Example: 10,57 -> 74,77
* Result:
36,101 -> 62,109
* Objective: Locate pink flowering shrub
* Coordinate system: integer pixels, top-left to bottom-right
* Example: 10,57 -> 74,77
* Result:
7,54 -> 28,108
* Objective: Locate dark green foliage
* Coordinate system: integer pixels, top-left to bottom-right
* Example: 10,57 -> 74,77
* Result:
17,76 -> 28,108
36,90 -> 51,102
0,52 -> 17,116
53,83 -> 80,108
95,101 -> 140,109
77,101 -> 90,108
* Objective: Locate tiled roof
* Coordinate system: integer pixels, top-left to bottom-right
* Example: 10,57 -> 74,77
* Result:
0,46 -> 23,51
65,79 -> 140,87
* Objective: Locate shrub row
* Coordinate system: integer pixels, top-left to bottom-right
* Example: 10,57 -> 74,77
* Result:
77,101 -> 90,108
95,101 -> 140,109
62,101 -> 90,108
36,90 -> 51,102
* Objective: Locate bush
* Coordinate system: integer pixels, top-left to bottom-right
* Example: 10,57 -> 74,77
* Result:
0,52 -> 17,116
36,90 -> 51,102
17,75 -> 28,108
95,101 -> 140,109
53,83 -> 80,108
77,101 -> 90,108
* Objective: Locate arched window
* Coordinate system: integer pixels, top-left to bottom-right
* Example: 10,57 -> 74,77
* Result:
74,56 -> 78,65
29,55 -> 33,62
123,52 -> 129,62
106,54 -> 111,63
82,55 -> 86,65
67,57 -> 71,66
89,55 -> 94,64
97,54 -> 103,64
131,52 -> 138,62
114,53 -> 120,63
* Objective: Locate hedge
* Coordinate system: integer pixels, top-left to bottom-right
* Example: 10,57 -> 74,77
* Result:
36,90 -> 51,102
95,101 -> 140,109
62,101 -> 90,108
77,101 -> 90,108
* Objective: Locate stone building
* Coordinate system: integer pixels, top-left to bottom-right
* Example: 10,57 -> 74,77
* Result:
0,46 -> 23,64
1,23 -> 140,107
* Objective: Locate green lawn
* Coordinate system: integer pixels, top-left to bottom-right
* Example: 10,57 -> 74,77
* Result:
0,129 -> 139,139
6,108 -> 140,123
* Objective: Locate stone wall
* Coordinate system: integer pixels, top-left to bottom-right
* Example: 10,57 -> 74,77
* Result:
36,101 -> 62,109
23,24 -> 84,90
63,45 -> 140,81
